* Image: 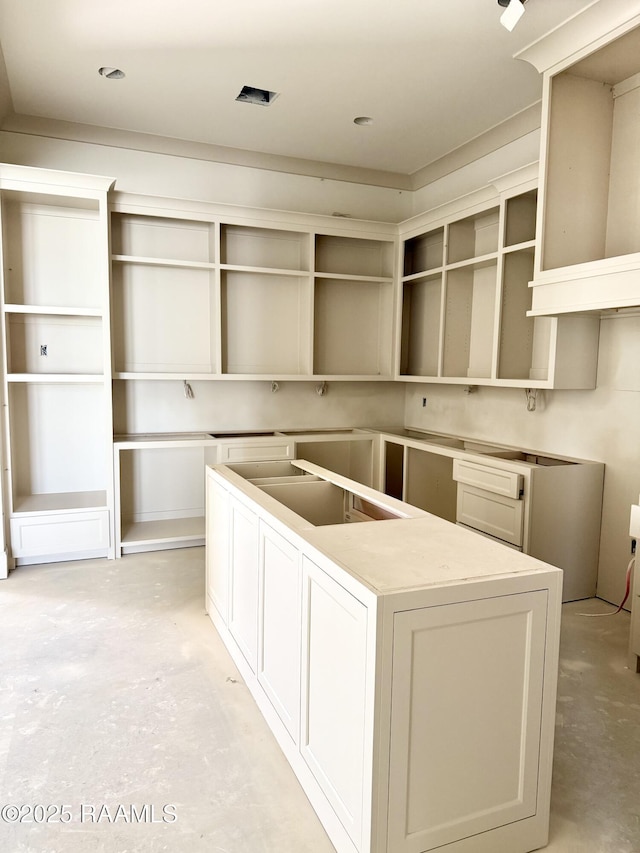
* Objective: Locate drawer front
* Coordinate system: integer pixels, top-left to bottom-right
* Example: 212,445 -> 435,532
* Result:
456,484 -> 524,547
453,459 -> 523,499
10,510 -> 110,558
218,440 -> 294,464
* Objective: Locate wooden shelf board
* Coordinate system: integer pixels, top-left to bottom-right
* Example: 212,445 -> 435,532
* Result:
503,240 -> 536,254
220,264 -> 309,277
3,304 -> 102,317
314,272 -> 393,284
112,254 -> 216,270
398,374 -> 551,388
114,371 -> 216,380
7,373 -> 105,383
445,252 -> 499,271
402,269 -> 444,283
13,490 -> 108,514
120,516 -> 205,546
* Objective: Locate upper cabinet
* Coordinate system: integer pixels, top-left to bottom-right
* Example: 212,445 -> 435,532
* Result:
520,2 -> 640,315
397,167 -> 600,389
110,196 -> 396,381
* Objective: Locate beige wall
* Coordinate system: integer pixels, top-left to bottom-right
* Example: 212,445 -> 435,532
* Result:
0,46 -> 12,125
0,131 -> 411,223
404,313 -> 640,605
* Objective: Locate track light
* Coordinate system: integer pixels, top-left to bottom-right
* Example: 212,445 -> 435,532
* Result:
498,0 -> 526,32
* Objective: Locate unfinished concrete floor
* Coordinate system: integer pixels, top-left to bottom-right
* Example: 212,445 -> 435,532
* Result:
1,548 -> 638,853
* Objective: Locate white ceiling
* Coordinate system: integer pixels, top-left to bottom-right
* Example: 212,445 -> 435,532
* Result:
0,0 -> 595,178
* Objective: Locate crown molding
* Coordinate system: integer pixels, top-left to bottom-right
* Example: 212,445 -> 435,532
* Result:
517,0 -> 640,74
409,103 -> 541,190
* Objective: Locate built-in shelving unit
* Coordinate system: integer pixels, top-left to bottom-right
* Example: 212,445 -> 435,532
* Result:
114,434 -> 219,555
520,9 -> 640,315
110,198 -> 397,382
0,166 -> 114,563
0,154 -> 610,567
398,169 -> 600,389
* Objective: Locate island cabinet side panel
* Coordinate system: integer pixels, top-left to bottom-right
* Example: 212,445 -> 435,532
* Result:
386,589 -> 551,853
300,555 -> 372,852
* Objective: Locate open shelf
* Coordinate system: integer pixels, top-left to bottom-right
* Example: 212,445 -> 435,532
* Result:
111,213 -> 215,264
313,278 -> 393,376
117,444 -> 208,553
221,224 -> 309,271
447,208 -> 499,264
505,190 -> 537,248
400,275 -> 442,377
315,234 -> 394,279
497,249 -> 537,381
221,270 -> 311,375
2,196 -> 103,309
404,228 -> 444,277
120,517 -> 205,551
7,382 -> 109,514
443,261 -> 497,379
13,490 -> 108,515
112,262 -> 215,374
541,25 -> 640,271
5,312 -> 103,375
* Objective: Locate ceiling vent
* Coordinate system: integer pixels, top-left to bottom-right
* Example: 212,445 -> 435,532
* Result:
236,85 -> 279,106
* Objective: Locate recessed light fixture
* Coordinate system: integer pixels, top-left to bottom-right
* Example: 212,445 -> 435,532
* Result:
98,66 -> 125,79
354,116 -> 373,126
236,85 -> 279,106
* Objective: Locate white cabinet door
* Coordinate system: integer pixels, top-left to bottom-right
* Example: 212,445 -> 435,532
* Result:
258,521 -> 301,743
228,496 -> 259,672
205,473 -> 230,621
300,556 -> 369,850
387,590 -> 548,853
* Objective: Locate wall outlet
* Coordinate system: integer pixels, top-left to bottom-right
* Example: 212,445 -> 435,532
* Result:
630,503 -> 640,539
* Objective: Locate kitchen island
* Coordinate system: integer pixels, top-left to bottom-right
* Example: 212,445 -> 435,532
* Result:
205,459 -> 563,853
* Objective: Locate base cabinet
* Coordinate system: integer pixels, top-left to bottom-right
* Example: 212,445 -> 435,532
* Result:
228,495 -> 259,672
205,462 -> 562,853
387,591 -> 548,852
258,521 -> 301,742
9,508 -> 110,561
301,555 -> 369,849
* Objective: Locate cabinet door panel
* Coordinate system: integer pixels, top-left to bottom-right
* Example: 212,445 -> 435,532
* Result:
205,474 -> 230,621
300,557 -> 368,848
258,522 -> 301,742
228,497 -> 259,672
388,590 -> 548,852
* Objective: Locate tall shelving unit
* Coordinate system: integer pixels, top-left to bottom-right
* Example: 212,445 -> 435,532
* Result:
0,166 -> 115,563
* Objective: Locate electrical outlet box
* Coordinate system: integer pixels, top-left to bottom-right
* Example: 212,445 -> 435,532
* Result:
630,502 -> 640,539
